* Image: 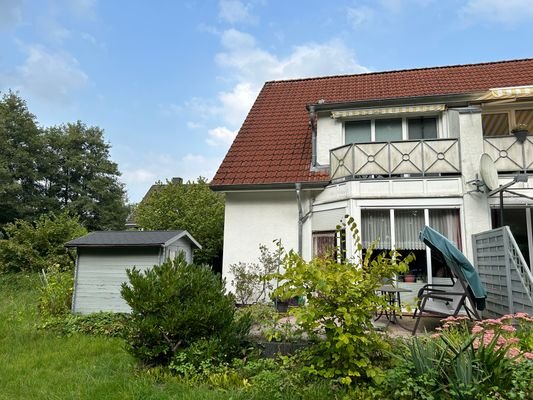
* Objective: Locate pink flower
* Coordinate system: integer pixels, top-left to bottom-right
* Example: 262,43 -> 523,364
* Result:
500,325 -> 516,332
514,312 -> 528,318
507,347 -> 521,359
430,333 -> 441,339
523,352 -> 533,360
471,325 -> 483,334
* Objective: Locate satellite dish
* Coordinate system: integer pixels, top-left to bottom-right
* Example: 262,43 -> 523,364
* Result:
480,153 -> 499,191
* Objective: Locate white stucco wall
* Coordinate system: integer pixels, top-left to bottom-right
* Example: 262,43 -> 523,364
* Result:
456,107 -> 492,260
222,191 -> 299,292
316,112 -> 342,165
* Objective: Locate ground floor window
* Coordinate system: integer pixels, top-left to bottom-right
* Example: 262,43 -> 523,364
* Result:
361,208 -> 461,282
312,230 -> 346,260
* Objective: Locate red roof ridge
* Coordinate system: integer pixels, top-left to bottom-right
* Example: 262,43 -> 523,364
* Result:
264,58 -> 533,85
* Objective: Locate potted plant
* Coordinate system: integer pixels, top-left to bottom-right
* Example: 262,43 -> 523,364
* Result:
511,123 -> 529,143
404,273 -> 416,283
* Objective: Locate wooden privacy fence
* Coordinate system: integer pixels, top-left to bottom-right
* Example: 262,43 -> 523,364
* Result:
473,226 -> 533,318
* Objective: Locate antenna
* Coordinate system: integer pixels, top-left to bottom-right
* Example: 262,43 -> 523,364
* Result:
479,153 -> 499,191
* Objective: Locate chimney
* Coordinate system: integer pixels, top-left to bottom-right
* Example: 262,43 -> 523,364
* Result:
171,177 -> 183,185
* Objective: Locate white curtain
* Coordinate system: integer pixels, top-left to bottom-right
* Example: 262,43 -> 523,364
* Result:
361,210 -> 391,249
394,209 -> 425,250
429,209 -> 462,250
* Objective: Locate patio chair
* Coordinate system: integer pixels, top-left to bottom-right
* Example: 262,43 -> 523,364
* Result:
412,226 -> 487,335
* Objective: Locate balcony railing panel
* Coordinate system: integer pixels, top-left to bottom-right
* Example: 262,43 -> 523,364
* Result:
330,138 -> 461,180
483,136 -> 533,172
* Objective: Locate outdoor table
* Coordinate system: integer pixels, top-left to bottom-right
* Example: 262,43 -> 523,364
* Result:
376,285 -> 412,326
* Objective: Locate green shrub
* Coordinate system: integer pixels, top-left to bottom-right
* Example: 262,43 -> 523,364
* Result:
121,254 -> 251,366
229,242 -> 282,304
40,312 -> 129,337
38,263 -> 74,317
272,217 -> 412,384
0,212 -> 87,273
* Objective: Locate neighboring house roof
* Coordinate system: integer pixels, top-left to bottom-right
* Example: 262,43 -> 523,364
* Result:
125,177 -> 184,227
65,230 -> 201,249
211,58 -> 533,189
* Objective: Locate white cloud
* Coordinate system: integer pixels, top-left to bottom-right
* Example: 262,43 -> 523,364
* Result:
346,6 -> 375,29
218,82 -> 256,126
182,28 -> 368,160
219,0 -> 255,24
207,126 -> 237,147
0,0 -> 22,30
8,44 -> 88,104
460,0 -> 533,24
68,0 -> 98,19
122,168 -> 157,186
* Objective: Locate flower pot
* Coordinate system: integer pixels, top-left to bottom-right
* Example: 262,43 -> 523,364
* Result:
404,274 -> 416,283
513,129 -> 528,143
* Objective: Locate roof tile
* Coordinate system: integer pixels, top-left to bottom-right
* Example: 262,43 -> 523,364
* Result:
212,59 -> 533,187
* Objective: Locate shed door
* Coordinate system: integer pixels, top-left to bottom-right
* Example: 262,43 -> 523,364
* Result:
73,248 -> 159,314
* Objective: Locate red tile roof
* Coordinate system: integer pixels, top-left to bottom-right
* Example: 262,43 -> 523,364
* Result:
212,58 -> 533,188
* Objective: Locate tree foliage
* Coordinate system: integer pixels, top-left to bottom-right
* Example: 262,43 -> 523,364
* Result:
273,216 -> 413,385
0,212 -> 87,273
121,255 -> 250,366
0,91 -> 128,230
135,177 -> 224,265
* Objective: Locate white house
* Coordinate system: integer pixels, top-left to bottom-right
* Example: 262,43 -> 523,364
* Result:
66,230 -> 201,314
211,58 -> 533,304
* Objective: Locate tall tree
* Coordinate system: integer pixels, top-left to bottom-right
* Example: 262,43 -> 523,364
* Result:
0,92 -> 45,226
44,122 -> 128,230
135,177 -> 224,266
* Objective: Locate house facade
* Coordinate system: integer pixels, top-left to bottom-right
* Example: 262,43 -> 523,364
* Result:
211,59 -> 533,302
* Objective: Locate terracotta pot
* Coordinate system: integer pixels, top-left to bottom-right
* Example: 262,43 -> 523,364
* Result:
404,274 -> 416,283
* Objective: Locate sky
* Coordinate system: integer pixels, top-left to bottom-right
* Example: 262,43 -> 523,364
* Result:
1,0 -> 532,202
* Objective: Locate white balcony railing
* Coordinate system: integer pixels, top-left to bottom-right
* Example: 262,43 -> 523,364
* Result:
483,135 -> 533,173
330,138 -> 461,180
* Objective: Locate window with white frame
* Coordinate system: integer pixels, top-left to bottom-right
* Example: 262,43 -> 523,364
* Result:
345,116 -> 438,145
361,208 -> 461,282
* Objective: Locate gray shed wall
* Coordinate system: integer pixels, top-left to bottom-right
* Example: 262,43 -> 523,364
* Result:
73,247 -> 160,314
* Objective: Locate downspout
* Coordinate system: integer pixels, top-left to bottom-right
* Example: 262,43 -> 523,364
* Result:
296,183 -> 303,256
309,105 -> 317,167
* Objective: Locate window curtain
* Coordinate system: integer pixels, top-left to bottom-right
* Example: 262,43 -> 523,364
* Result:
313,232 -> 336,257
361,210 -> 391,249
429,209 -> 462,250
394,209 -> 425,250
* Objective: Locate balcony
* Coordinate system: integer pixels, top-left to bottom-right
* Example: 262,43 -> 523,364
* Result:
483,135 -> 533,173
330,138 -> 461,181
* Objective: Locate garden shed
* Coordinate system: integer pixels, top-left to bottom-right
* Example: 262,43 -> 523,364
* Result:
65,230 -> 201,314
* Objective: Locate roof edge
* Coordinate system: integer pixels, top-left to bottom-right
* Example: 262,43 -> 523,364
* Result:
210,181 -> 329,192
264,58 -> 533,85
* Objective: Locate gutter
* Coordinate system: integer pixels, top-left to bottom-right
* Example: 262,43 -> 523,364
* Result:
306,92 -> 485,112
211,181 -> 328,192
295,183 -> 313,257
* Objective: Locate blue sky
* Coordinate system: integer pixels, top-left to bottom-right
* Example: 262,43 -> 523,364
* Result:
1,0 -> 532,202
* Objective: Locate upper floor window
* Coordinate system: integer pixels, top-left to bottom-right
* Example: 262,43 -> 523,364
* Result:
345,116 -> 438,145
482,108 -> 533,137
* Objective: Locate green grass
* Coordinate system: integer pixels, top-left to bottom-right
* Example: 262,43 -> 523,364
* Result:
0,274 -> 341,400
0,274 -> 237,400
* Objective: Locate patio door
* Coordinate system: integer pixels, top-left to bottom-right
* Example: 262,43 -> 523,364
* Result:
361,208 -> 462,303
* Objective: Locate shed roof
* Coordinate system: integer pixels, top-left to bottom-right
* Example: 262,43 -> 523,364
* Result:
211,58 -> 533,189
65,230 -> 201,249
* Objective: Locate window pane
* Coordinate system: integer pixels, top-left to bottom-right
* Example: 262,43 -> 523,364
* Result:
312,232 -> 336,258
361,210 -> 391,249
394,209 -> 425,250
345,120 -> 371,144
375,118 -> 402,142
429,209 -> 461,250
408,117 -> 438,139
515,109 -> 533,127
482,113 -> 509,136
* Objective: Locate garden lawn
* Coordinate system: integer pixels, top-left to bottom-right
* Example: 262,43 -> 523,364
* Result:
0,274 -> 234,400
